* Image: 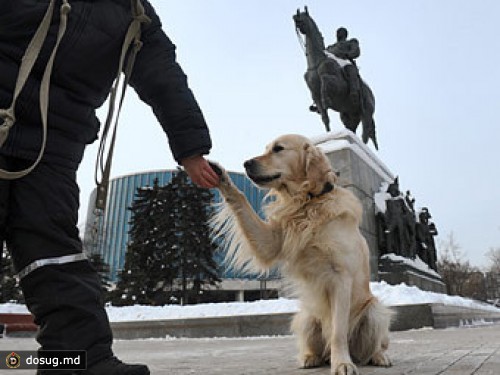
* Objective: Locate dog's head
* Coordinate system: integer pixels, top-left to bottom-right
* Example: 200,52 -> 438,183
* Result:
244,134 -> 337,198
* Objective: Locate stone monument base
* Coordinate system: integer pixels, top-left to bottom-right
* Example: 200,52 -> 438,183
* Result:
378,254 -> 446,293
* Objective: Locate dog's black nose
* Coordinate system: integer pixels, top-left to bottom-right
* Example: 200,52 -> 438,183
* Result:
244,159 -> 255,170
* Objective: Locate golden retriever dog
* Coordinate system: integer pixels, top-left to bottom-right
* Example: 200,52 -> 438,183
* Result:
210,134 -> 392,375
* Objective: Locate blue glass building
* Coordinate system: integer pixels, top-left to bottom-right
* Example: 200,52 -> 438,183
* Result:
84,169 -> 268,283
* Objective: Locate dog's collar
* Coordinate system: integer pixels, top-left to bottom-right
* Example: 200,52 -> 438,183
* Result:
308,181 -> 334,200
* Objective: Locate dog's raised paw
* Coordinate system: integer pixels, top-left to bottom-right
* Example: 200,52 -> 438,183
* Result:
208,161 -> 229,184
208,161 -> 223,177
333,362 -> 359,375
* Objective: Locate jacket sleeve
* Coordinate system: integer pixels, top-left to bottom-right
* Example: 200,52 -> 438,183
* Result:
128,0 -> 212,163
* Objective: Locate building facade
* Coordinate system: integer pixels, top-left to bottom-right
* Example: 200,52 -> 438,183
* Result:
84,169 -> 275,297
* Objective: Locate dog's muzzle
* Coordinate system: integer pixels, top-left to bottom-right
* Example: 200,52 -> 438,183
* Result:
244,159 -> 281,185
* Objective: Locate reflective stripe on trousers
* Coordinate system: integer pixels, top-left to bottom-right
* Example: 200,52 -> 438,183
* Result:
17,253 -> 87,279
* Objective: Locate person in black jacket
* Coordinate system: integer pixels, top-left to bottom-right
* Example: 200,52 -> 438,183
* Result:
0,1 -> 219,374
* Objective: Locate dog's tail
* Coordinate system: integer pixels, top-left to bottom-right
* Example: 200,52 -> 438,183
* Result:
348,298 -> 393,365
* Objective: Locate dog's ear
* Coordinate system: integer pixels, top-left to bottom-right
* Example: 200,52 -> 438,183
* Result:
304,143 -> 336,195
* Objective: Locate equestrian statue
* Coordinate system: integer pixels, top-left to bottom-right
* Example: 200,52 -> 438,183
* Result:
293,7 -> 378,149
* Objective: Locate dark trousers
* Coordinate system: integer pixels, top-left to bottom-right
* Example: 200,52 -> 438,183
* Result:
0,155 -> 113,369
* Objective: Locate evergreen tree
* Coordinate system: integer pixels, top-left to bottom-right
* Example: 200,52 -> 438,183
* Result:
0,246 -> 23,303
153,182 -> 181,303
167,170 -> 220,304
112,172 -> 221,306
114,179 -> 164,305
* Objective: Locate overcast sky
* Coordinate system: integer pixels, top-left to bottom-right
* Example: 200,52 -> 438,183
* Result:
77,0 -> 500,269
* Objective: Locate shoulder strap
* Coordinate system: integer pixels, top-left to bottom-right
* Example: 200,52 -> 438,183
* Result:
0,0 -> 71,180
94,0 -> 151,212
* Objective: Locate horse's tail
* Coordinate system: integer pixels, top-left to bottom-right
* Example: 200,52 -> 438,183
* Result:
369,118 -> 379,150
360,84 -> 378,150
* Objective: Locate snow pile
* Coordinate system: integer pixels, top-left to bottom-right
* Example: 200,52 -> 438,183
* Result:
371,281 -> 498,311
374,181 -> 391,214
106,298 -> 299,322
2,282 -> 499,322
311,130 -> 393,182
381,253 -> 441,279
0,303 -> 29,314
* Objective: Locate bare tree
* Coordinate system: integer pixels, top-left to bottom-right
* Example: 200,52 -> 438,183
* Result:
484,247 -> 500,303
437,232 -> 478,297
486,247 -> 500,273
81,220 -> 112,297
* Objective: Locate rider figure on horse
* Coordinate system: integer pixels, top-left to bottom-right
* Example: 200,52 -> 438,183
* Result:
295,8 -> 378,149
327,27 -> 361,106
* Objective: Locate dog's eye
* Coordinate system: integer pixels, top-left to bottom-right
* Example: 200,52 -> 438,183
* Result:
272,145 -> 284,153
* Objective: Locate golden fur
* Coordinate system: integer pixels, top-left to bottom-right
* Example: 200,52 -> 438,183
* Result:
212,134 -> 392,375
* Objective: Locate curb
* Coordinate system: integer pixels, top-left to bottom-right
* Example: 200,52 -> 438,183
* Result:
111,313 -> 292,340
3,304 -> 500,339
0,313 -> 37,338
110,303 -> 500,340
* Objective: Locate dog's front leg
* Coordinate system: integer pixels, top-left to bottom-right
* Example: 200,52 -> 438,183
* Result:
329,277 -> 358,375
292,310 -> 326,368
212,162 -> 282,267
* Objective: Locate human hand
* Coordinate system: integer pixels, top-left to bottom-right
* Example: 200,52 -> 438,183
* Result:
180,155 -> 220,188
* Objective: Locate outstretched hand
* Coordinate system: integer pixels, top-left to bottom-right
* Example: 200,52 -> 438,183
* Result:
180,155 -> 220,188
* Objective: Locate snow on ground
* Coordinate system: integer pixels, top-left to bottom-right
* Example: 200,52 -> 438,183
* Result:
0,303 -> 30,314
371,282 -> 498,311
107,298 -> 299,322
1,281 -> 498,322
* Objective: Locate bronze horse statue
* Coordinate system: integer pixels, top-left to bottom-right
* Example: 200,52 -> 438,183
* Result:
293,7 -> 378,149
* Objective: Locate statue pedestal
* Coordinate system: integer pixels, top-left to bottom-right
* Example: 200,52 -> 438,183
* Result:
378,254 -> 446,293
313,130 -> 445,293
312,130 -> 393,280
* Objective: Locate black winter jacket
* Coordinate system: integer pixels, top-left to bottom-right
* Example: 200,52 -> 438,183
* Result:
0,0 -> 212,169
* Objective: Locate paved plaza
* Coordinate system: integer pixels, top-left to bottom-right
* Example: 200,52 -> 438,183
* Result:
1,324 -> 499,374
